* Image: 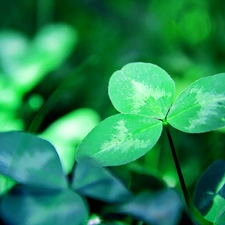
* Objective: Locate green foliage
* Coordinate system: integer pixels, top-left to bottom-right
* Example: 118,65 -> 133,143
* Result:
1,1 -> 225,224
2,59 -> 224,224
0,131 -> 89,225
76,62 -> 225,166
0,23 -> 77,132
0,130 -> 184,225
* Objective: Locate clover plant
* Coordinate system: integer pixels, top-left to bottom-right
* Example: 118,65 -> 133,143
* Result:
0,62 -> 225,224
76,62 -> 225,165
76,62 -> 225,224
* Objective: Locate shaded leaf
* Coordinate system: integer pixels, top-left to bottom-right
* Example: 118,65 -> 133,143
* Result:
0,186 -> 88,225
167,73 -> 225,133
72,157 -> 132,203
109,62 -> 175,119
76,114 -> 162,166
0,131 -> 67,189
194,160 -> 225,224
107,189 -> 183,225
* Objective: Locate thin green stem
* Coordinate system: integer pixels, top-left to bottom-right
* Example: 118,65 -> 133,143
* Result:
164,125 -> 190,209
164,124 -> 213,225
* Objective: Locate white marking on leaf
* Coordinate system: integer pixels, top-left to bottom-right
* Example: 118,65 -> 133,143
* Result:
101,120 -> 131,150
129,80 -> 171,114
185,87 -> 225,130
16,150 -> 54,179
0,151 -> 12,173
100,119 -> 152,154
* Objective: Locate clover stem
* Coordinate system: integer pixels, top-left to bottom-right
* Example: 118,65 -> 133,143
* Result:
164,124 -> 190,210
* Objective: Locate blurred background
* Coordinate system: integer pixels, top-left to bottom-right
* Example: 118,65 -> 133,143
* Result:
0,0 -> 225,209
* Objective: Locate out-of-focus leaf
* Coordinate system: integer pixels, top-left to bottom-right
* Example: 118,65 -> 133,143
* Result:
0,186 -> 88,225
110,189 -> 183,225
0,111 -> 24,131
167,73 -> 225,133
0,131 -> 67,189
0,30 -> 29,61
76,114 -> 162,166
0,75 -> 22,110
72,157 -> 132,203
32,23 -> 78,68
0,23 -> 78,93
194,160 -> 225,224
109,62 -> 175,119
40,108 -> 100,174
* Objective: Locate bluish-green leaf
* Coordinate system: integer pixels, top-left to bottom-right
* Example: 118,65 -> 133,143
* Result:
76,114 -> 162,166
167,73 -> 225,133
0,131 -> 67,189
111,189 -> 183,225
109,62 -> 175,119
0,187 -> 88,225
72,157 -> 132,202
194,160 -> 225,224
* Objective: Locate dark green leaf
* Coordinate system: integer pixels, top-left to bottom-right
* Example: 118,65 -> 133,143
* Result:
72,157 -> 132,203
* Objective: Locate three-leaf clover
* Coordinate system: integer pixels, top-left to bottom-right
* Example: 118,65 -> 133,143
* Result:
76,62 -> 225,166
